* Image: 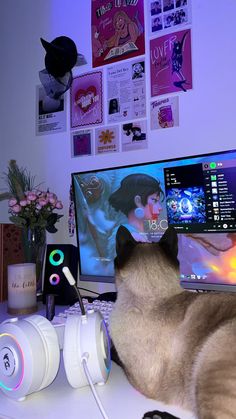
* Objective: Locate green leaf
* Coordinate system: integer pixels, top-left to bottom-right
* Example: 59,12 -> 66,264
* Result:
46,224 -> 58,233
46,213 -> 58,226
0,192 -> 12,201
36,219 -> 47,228
9,215 -> 27,226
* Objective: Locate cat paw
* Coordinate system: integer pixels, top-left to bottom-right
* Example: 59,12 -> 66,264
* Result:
142,410 -> 180,419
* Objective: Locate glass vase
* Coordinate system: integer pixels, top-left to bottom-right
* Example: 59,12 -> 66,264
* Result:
22,227 -> 46,295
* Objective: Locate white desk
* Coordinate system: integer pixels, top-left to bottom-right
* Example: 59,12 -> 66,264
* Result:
0,302 -> 194,419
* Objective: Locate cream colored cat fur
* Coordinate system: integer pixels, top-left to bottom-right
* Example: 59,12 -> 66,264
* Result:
110,226 -> 236,419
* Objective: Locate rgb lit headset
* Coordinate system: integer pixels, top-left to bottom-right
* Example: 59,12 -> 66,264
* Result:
0,275 -> 111,403
0,315 -> 60,400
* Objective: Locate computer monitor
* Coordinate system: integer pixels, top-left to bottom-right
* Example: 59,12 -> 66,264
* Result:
72,148 -> 236,292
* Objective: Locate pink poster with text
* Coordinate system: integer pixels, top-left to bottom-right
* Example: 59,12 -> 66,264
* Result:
70,71 -> 103,128
150,28 -> 192,97
91,0 -> 145,68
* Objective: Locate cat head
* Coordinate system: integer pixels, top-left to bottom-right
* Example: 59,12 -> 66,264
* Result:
114,225 -> 180,297
115,225 -> 179,268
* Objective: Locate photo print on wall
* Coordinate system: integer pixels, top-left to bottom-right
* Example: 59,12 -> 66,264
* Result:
36,85 -> 67,136
151,96 -> 179,129
71,129 -> 93,157
70,71 -> 103,128
91,0 -> 145,68
95,125 -> 119,154
121,119 -> 148,152
150,28 -> 192,97
107,59 -> 146,124
149,0 -> 191,36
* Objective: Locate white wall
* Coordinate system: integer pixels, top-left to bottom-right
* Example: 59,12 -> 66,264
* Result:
1,0 -> 236,293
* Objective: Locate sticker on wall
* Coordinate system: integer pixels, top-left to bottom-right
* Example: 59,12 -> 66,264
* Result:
95,125 -> 119,154
70,71 -> 103,128
71,129 -> 93,157
91,0 -> 145,68
150,29 -> 192,97
121,119 -> 147,152
36,85 -> 67,135
107,59 -> 146,124
151,96 -> 179,129
149,0 -> 191,36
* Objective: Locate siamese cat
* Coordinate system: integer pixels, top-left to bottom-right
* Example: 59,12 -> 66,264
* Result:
110,225 -> 236,419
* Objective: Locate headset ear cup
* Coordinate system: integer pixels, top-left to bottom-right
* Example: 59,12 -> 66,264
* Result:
63,312 -> 111,389
63,315 -> 85,388
0,315 -> 60,400
25,315 -> 60,390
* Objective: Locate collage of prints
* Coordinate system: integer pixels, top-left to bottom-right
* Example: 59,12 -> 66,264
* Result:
36,0 -> 192,158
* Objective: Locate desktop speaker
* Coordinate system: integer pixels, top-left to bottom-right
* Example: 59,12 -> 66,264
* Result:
43,244 -> 78,305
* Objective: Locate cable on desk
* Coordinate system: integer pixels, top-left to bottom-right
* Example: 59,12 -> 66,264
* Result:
81,355 -> 109,419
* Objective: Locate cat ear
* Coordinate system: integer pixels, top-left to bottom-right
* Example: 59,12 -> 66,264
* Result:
115,225 -> 137,268
159,226 -> 178,260
116,225 -> 137,255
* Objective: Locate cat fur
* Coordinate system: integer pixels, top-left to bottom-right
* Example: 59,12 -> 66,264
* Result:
110,225 -> 236,419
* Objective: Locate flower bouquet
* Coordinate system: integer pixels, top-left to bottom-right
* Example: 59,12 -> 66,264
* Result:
0,160 -> 64,290
0,160 -> 63,233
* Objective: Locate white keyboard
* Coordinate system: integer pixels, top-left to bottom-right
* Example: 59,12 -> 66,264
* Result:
52,298 -> 114,329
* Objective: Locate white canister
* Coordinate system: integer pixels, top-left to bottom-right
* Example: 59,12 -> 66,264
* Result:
7,263 -> 37,315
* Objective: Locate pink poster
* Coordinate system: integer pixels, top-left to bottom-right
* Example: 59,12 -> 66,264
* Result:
150,28 -> 192,97
70,71 -> 103,128
91,0 -> 145,68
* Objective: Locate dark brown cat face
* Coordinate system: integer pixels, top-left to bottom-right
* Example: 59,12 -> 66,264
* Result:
114,225 -> 179,269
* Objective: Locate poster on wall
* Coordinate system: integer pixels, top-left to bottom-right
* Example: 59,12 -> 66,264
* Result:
70,71 -> 103,129
95,125 -> 119,154
121,119 -> 147,152
150,28 -> 192,97
151,96 -> 179,129
36,85 -> 66,135
149,0 -> 191,35
91,0 -> 145,68
71,129 -> 93,157
107,59 -> 146,123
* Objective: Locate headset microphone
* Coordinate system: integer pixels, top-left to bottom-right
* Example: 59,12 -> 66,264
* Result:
62,266 -> 86,315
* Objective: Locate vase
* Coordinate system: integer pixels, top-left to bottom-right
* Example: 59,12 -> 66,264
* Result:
22,227 -> 46,295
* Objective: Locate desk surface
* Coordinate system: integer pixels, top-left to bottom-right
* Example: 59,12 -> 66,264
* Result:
0,302 -> 194,419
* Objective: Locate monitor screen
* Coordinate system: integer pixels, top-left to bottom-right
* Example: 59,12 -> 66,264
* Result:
72,148 -> 236,291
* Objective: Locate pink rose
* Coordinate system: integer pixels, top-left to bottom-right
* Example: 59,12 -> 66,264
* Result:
49,197 -> 56,205
19,199 -> 27,207
38,198 -> 47,206
27,192 -> 37,201
8,198 -> 17,207
55,201 -> 63,209
11,204 -> 21,213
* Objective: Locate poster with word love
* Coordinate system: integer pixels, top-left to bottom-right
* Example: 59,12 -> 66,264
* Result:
150,28 -> 192,97
70,71 -> 103,128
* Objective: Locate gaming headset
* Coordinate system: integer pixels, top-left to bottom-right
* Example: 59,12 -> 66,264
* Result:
0,268 -> 111,405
